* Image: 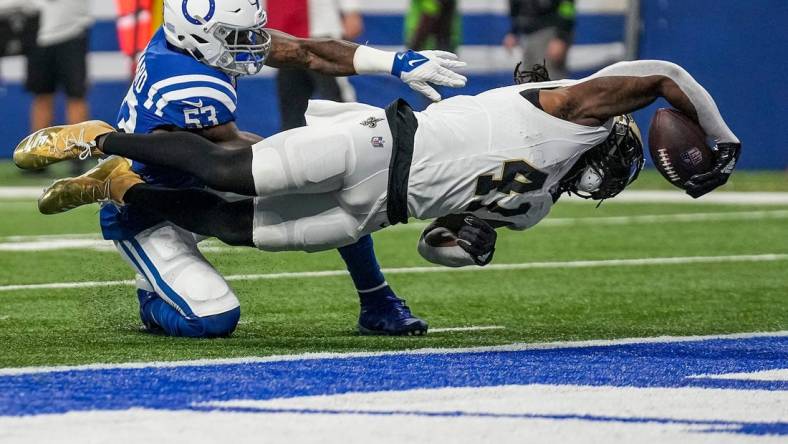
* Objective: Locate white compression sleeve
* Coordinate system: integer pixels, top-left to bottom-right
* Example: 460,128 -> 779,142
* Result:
353,45 -> 395,75
587,60 -> 740,145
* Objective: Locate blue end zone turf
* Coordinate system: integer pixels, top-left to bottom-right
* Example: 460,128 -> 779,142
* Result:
0,335 -> 785,436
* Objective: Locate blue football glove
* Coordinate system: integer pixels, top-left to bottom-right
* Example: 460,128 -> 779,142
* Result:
392,50 -> 467,102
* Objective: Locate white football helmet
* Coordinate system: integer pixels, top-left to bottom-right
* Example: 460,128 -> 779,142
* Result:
561,115 -> 645,200
163,0 -> 272,76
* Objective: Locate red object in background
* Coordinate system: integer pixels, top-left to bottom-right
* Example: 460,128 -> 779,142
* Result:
116,0 -> 152,74
266,0 -> 310,38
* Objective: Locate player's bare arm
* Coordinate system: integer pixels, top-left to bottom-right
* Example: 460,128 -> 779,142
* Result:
265,29 -> 467,101
265,29 -> 359,76
541,60 -> 741,198
152,122 -> 261,151
193,121 -> 263,149
541,75 -> 695,127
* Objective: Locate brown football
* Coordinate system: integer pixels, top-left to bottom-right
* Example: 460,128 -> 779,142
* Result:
648,108 -> 714,188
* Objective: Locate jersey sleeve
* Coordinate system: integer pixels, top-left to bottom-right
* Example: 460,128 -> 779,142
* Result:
156,84 -> 238,130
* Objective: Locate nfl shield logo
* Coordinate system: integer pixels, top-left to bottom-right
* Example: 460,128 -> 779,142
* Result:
680,147 -> 703,167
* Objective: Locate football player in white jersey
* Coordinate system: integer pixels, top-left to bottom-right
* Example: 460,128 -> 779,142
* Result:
16,0 -> 468,338
18,59 -> 741,270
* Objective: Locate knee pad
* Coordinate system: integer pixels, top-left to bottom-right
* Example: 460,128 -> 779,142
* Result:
182,307 -> 241,338
132,225 -> 240,319
252,130 -> 355,196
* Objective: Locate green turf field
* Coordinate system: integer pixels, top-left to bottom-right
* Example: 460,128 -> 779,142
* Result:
1,168 -> 786,368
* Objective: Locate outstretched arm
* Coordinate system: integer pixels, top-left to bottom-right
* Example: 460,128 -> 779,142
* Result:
543,60 -> 738,145
266,29 -> 359,75
155,121 -> 262,150
265,29 -> 467,101
541,60 -> 741,197
193,121 -> 263,150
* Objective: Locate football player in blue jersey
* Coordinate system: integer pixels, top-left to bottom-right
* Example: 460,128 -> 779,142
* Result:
62,0 -> 466,338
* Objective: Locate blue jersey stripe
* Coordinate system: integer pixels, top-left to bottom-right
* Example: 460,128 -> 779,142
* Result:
126,240 -> 196,318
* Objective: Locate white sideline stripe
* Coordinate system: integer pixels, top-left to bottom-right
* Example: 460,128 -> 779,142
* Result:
0,233 -> 101,242
0,187 -> 43,199
2,210 -> 787,252
688,369 -> 788,382
609,190 -> 788,205
1,253 -> 786,293
0,239 -> 114,252
430,326 -> 506,333
0,330 -> 785,376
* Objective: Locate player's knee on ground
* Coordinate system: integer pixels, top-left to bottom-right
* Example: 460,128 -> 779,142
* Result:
253,206 -> 361,252
135,274 -> 241,338
180,307 -> 241,338
159,252 -> 240,318
120,225 -> 241,320
251,129 -> 356,196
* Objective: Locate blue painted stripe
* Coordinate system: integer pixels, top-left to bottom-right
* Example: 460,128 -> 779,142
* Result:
127,239 -> 196,318
0,336 -> 785,419
87,14 -> 628,52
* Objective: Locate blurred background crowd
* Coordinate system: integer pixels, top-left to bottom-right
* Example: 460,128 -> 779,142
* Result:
0,0 -> 785,171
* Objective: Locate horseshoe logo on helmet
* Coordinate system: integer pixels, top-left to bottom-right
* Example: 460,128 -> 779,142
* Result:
182,0 -> 216,25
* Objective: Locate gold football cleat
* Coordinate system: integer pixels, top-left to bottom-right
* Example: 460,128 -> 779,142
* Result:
13,120 -> 115,170
38,156 -> 143,215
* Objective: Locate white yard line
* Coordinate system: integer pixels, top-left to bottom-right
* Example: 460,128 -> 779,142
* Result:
0,330 -> 785,376
429,326 -> 506,333
1,253 -> 786,293
609,190 -> 788,205
0,187 -> 43,199
0,233 -> 101,242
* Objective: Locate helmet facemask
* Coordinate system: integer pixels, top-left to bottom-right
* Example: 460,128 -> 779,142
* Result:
210,21 -> 271,76
559,115 -> 645,201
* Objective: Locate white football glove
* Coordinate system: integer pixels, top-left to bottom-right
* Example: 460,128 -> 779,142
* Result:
392,50 -> 467,102
353,46 -> 467,102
